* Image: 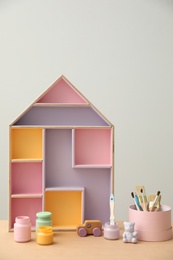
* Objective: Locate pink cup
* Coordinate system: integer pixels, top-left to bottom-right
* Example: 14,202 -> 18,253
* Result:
129,205 -> 172,241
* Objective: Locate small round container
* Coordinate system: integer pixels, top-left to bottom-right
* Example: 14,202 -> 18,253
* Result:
36,226 -> 53,245
36,211 -> 52,232
104,222 -> 120,240
14,216 -> 31,242
129,204 -> 172,241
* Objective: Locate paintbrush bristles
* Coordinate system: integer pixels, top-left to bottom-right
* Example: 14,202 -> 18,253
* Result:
131,192 -> 141,211
131,192 -> 134,198
133,186 -> 161,212
149,191 -> 161,211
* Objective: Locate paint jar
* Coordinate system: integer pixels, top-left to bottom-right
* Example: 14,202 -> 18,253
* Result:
129,204 -> 172,241
36,226 -> 53,245
36,211 -> 52,232
14,216 -> 31,242
104,222 -> 120,240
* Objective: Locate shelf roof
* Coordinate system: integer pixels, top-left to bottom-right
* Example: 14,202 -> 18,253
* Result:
11,75 -> 113,127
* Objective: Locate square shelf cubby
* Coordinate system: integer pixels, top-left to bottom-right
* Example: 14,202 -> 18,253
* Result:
10,128 -> 43,160
11,162 -> 43,195
10,197 -> 42,230
72,128 -> 113,167
45,187 -> 84,230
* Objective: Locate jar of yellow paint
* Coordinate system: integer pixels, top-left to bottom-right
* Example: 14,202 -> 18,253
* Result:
36,226 -> 53,245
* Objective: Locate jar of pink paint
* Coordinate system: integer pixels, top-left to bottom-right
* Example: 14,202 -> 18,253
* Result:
14,216 -> 31,242
104,222 -> 120,240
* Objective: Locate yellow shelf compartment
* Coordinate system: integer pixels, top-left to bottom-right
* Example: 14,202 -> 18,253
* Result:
45,187 -> 84,231
10,128 -> 43,160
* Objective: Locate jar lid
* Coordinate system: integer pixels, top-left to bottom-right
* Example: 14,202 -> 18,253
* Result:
15,216 -> 30,223
38,226 -> 53,234
36,211 -> 52,218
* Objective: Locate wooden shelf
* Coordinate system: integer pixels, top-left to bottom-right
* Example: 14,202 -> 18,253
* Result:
11,194 -> 43,198
73,164 -> 112,168
33,103 -> 90,107
11,159 -> 43,162
45,187 -> 84,191
50,225 -> 80,231
9,75 -> 114,231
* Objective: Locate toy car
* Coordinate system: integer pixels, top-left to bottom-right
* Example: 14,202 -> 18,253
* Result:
77,220 -> 102,237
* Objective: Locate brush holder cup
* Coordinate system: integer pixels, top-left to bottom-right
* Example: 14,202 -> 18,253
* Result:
129,205 -> 172,241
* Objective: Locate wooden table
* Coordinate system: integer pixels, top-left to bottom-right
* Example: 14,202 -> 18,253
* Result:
1,220 -> 173,260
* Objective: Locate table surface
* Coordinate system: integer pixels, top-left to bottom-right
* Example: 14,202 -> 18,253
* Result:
1,220 -> 173,260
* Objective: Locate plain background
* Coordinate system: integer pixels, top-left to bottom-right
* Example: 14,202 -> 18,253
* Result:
0,0 -> 173,221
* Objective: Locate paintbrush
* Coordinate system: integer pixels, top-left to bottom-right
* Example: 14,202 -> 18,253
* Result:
149,191 -> 161,212
131,192 -> 141,211
140,188 -> 148,211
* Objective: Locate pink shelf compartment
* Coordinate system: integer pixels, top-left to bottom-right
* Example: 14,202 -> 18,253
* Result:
73,164 -> 112,168
72,128 -> 113,167
10,197 -> 42,229
36,77 -> 88,104
11,162 -> 43,195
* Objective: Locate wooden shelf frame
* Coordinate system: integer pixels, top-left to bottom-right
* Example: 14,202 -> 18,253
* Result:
9,75 -> 114,231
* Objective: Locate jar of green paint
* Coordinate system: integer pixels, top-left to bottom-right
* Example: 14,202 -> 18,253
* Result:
36,211 -> 52,232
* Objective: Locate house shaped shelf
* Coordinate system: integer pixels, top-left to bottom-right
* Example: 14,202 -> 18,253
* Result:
9,75 -> 114,231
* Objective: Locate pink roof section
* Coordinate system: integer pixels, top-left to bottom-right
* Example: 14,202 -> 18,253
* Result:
36,76 -> 88,104
10,75 -> 112,127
